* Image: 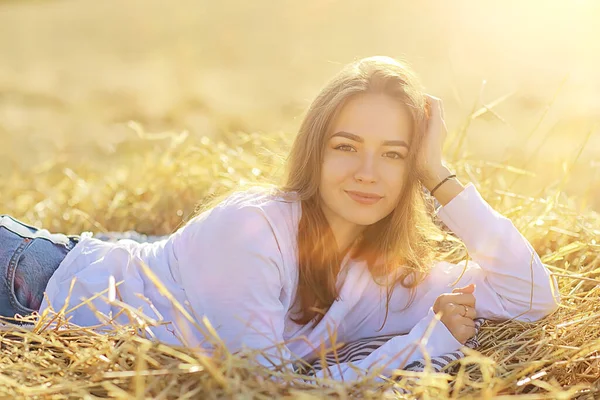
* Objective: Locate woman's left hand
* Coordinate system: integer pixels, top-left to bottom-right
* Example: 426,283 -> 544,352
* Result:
419,95 -> 452,191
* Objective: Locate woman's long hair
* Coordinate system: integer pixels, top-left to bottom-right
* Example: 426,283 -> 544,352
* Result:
281,56 -> 446,330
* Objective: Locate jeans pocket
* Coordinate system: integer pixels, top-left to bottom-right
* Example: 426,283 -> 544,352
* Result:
0,215 -> 75,319
10,237 -> 70,313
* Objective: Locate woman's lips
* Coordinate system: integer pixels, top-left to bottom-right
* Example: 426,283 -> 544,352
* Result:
345,190 -> 383,205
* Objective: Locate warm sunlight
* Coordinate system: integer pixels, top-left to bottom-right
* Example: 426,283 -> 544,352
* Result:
0,1 -> 598,398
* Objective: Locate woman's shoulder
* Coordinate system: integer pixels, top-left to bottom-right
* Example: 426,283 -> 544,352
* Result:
220,185 -> 300,210
184,185 -> 301,246
172,186 -> 301,285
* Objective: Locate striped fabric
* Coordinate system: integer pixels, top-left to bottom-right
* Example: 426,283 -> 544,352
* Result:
296,318 -> 485,381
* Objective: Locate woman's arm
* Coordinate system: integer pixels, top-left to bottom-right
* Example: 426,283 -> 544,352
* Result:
434,182 -> 561,321
345,182 -> 561,341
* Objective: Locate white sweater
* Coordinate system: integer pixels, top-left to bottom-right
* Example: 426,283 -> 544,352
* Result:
39,184 -> 560,381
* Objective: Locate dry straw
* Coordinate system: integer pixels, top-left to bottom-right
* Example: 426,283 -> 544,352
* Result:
1,121 -> 598,399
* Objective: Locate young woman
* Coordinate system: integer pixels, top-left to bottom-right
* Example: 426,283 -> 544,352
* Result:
0,56 -> 559,381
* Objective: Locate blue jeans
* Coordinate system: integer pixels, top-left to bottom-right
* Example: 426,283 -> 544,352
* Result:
0,215 -> 79,323
0,215 -> 167,324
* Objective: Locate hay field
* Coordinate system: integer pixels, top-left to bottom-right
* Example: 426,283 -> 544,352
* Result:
0,0 -> 599,398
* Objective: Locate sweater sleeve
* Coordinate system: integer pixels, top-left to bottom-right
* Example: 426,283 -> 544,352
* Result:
345,183 -> 561,341
434,183 -> 561,321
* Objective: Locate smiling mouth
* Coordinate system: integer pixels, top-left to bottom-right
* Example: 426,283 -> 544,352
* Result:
345,190 -> 383,205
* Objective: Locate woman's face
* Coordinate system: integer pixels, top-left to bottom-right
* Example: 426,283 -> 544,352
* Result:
319,92 -> 413,230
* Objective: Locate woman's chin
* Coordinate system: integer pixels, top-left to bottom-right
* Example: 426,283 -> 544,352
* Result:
343,212 -> 385,227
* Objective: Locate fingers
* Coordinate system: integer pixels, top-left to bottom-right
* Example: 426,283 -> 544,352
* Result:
425,94 -> 444,119
447,303 -> 478,319
425,94 -> 442,105
433,284 -> 476,314
463,305 -> 477,319
438,292 -> 476,309
456,318 -> 477,343
458,315 -> 476,328
439,305 -> 478,344
452,283 -> 476,294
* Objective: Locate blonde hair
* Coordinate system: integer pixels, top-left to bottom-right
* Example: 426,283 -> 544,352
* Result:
282,56 -> 447,330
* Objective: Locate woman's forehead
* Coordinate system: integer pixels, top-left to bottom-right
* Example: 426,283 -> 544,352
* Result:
330,93 -> 413,142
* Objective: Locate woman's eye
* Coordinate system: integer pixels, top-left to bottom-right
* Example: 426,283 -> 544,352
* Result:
334,144 -> 356,152
384,151 -> 404,159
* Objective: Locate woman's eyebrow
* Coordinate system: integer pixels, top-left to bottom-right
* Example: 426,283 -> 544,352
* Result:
331,131 -> 410,148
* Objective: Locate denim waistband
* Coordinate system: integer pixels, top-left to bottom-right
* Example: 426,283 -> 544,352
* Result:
0,215 -> 78,322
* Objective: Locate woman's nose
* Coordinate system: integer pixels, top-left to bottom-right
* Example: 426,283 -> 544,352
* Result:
353,155 -> 377,183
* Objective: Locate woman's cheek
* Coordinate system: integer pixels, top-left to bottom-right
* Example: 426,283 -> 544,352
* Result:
381,162 -> 406,191
326,153 -> 355,180
380,160 -> 401,177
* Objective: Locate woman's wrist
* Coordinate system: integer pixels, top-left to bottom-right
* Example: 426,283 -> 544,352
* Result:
422,165 -> 453,192
423,166 -> 465,207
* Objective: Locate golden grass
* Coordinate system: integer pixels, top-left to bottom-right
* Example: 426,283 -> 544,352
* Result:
1,1 -> 599,397
0,117 -> 599,399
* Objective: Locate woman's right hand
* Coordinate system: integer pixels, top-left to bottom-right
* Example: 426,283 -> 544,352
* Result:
433,283 -> 478,344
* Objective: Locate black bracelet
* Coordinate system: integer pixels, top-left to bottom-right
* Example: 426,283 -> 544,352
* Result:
430,174 -> 457,197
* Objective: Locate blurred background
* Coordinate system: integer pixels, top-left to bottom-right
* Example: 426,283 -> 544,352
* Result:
1,0 -> 599,210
